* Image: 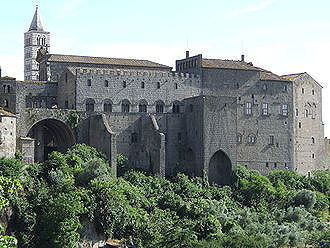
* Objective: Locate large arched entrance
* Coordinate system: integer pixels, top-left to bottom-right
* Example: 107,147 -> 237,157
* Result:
208,150 -> 232,185
27,119 -> 75,162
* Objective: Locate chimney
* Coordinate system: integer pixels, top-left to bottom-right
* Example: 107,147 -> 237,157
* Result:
241,54 -> 245,62
186,51 -> 190,58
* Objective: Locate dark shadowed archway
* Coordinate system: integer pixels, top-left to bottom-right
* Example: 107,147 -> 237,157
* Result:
184,148 -> 197,177
208,150 -> 232,185
27,119 -> 75,162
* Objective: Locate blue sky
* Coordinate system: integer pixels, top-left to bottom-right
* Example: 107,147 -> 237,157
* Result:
1,0 -> 330,135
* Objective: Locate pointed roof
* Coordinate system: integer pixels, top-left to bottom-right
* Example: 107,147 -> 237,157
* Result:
28,6 -> 45,31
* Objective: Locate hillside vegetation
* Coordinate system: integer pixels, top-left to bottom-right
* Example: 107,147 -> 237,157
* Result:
0,144 -> 328,248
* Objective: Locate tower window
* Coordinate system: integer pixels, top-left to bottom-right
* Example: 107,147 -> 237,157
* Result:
156,101 -> 165,113
104,80 -> 109,87
299,122 -> 302,128
282,104 -> 288,116
295,108 -> 298,116
85,98 -> 95,112
248,134 -> 256,144
262,103 -> 268,115
305,109 -> 308,117
268,135 -> 274,145
87,79 -> 91,86
141,82 -> 145,89
312,89 -> 315,95
157,82 -> 161,89
237,134 -> 242,143
131,133 -> 138,143
302,88 -> 304,94
175,83 -> 178,89
123,81 -> 127,88
245,102 -> 252,115
274,162 -> 277,168
4,99 -> 9,108
138,103 -> 147,113
312,137 -> 315,144
121,100 -> 130,112
312,153 -> 315,159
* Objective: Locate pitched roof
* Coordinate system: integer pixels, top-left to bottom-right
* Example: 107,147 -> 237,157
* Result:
29,6 -> 45,31
281,72 -> 305,80
47,54 -> 171,69
260,71 -> 290,82
201,58 -> 260,71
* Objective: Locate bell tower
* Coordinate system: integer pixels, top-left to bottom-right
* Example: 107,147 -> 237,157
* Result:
24,6 -> 50,81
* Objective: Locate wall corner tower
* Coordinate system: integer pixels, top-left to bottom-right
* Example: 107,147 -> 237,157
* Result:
24,6 -> 50,81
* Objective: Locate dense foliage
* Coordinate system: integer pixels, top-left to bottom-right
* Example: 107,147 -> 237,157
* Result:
0,145 -> 328,248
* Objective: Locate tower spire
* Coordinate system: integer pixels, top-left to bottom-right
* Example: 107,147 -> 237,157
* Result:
28,5 -> 44,31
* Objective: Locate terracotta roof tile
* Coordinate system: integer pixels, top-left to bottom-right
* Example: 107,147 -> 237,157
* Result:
47,54 -> 171,69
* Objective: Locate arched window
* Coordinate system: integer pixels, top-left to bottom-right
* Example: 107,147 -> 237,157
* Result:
42,36 -> 46,46
138,99 -> 148,113
237,133 -> 242,143
103,99 -> 112,113
248,134 -> 256,144
85,98 -> 95,112
121,99 -> 130,112
4,99 -> 9,108
172,101 -> 181,113
131,132 -> 138,143
155,100 -> 165,113
104,80 -> 109,87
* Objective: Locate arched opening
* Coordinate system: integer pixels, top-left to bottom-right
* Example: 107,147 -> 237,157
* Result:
103,99 -> 112,113
184,148 -> 196,176
86,98 -> 95,112
155,100 -> 165,113
27,119 -> 75,162
208,150 -> 232,185
138,99 -> 148,113
121,99 -> 131,112
172,100 -> 181,113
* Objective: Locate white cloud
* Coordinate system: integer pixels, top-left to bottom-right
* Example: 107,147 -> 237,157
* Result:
222,0 -> 276,18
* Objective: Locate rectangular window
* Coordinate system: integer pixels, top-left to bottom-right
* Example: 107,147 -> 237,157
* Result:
245,102 -> 252,115
65,100 -> 68,109
268,135 -> 274,145
262,103 -> 268,115
87,79 -> 91,86
295,108 -> 298,116
282,104 -> 288,116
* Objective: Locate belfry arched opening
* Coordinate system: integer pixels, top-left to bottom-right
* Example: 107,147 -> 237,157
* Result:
208,150 -> 232,185
27,119 -> 75,162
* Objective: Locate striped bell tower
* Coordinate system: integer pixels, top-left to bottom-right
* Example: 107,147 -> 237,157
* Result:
24,6 -> 50,81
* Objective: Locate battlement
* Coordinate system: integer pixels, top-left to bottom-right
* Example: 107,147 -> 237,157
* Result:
73,67 -> 200,79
